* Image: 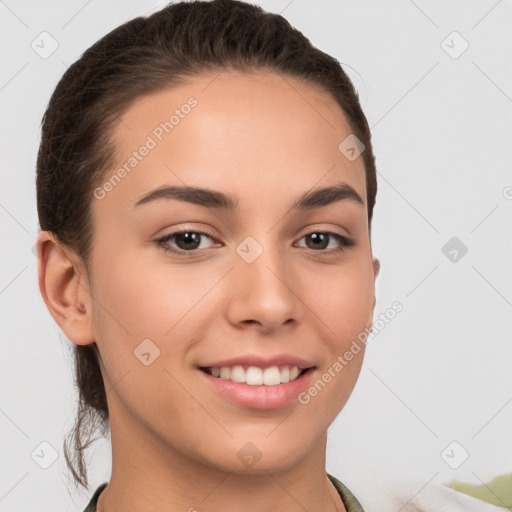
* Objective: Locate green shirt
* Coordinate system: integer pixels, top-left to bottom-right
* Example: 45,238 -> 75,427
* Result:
82,473 -> 364,511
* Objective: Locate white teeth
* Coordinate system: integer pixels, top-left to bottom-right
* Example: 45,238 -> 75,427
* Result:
262,367 -> 281,386
220,367 -> 231,380
206,365 -> 306,386
246,366 -> 263,385
231,365 -> 246,383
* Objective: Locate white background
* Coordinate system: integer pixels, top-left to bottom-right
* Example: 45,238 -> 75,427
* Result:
1,1 -> 511,511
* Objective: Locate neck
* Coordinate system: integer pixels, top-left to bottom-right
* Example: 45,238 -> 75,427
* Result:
96,402 -> 346,512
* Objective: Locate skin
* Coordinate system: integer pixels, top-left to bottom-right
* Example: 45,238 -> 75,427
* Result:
37,71 -> 380,512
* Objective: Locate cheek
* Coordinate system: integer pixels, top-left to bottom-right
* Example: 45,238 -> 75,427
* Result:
91,242 -> 212,338
295,265 -> 374,421
309,260 -> 375,344
92,242 -> 375,356
89,249 -> 207,409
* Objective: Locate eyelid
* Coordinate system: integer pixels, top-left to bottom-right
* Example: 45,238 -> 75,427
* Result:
294,231 -> 355,251
155,225 -> 356,257
156,227 -> 219,251
298,223 -> 352,238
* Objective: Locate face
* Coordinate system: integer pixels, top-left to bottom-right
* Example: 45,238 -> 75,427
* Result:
86,71 -> 379,473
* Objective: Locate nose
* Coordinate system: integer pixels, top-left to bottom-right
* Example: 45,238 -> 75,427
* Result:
225,238 -> 304,334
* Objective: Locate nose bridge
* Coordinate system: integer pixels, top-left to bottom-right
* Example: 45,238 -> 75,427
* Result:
236,232 -> 289,293
228,232 -> 301,329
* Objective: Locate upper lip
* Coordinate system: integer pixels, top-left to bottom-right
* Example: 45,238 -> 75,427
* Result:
198,354 -> 316,370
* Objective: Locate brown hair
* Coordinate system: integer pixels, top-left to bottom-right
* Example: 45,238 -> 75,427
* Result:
36,0 -> 377,490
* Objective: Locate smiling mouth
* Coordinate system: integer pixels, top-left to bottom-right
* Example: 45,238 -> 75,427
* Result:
199,365 -> 311,386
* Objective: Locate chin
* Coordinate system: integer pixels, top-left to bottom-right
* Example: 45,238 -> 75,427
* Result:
207,436 -> 314,475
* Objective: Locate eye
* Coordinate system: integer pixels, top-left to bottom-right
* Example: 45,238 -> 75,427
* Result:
155,229 -> 356,256
155,229 -> 218,254
295,231 -> 356,253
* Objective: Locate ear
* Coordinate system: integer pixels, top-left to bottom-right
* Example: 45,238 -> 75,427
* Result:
371,255 -> 380,310
372,256 -> 380,282
36,230 -> 95,346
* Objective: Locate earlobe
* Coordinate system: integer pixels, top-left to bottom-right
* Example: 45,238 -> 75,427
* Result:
372,256 -> 380,281
372,256 -> 380,313
36,231 -> 95,346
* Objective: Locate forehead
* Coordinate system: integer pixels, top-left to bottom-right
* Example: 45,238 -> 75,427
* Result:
96,71 -> 367,217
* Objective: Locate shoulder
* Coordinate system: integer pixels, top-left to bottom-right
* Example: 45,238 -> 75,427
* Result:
328,473 -> 365,512
338,472 -> 506,512
82,483 -> 108,512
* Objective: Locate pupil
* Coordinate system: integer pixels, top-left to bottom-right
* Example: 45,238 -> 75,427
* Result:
177,232 -> 200,250
174,233 -> 330,251
308,233 -> 328,250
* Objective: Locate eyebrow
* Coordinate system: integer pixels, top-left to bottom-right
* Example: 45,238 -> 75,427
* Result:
133,183 -> 364,211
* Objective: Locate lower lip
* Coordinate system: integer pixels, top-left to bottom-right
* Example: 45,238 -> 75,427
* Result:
197,368 -> 315,410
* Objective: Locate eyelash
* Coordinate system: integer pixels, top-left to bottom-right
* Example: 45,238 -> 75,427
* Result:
154,229 -> 356,256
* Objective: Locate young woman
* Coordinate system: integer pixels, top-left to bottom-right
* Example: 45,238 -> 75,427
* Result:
36,1 -> 380,510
